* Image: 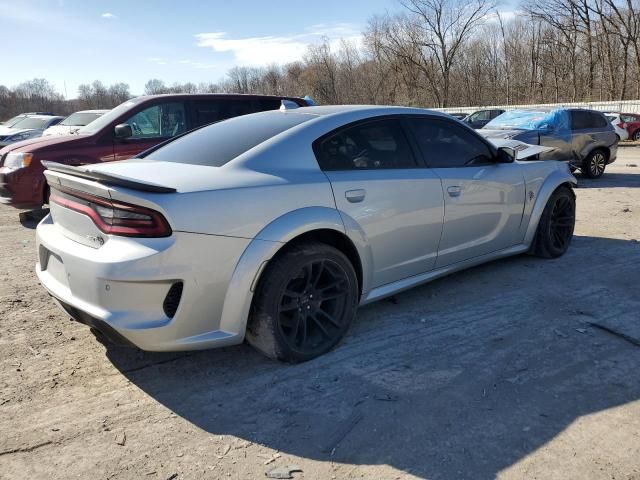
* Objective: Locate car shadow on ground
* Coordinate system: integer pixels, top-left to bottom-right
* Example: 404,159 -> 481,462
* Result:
103,235 -> 640,479
575,172 -> 640,189
18,208 -> 49,229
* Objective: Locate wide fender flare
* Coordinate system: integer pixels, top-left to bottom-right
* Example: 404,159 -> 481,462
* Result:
524,169 -> 577,246
218,206 -> 372,337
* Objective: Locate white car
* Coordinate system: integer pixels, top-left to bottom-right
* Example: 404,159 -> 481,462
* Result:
604,112 -> 629,141
0,115 -> 64,147
42,110 -> 109,136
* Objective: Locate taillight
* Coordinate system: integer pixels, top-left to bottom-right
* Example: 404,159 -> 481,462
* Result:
617,122 -> 626,129
50,186 -> 171,237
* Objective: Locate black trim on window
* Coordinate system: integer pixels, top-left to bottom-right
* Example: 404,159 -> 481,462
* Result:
312,115 -> 425,171
403,115 -> 498,168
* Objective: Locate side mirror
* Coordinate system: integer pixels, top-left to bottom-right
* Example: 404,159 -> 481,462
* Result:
496,146 -> 516,163
114,123 -> 133,139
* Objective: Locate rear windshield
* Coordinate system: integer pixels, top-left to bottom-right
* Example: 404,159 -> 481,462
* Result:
61,112 -> 104,126
11,117 -> 51,129
145,111 -> 313,167
485,110 -> 558,130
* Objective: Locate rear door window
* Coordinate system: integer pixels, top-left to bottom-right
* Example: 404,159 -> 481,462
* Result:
314,119 -> 417,171
571,111 -> 608,130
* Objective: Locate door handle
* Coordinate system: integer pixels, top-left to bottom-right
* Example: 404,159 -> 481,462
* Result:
447,186 -> 462,197
345,189 -> 366,203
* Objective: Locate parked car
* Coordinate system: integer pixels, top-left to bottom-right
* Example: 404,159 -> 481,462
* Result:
0,94 -> 312,208
447,112 -> 470,120
1,112 -> 56,126
0,115 -> 64,148
43,110 -> 109,136
480,108 -> 617,178
462,109 -> 505,129
604,112 -> 629,141
620,112 -> 640,141
36,105 -> 576,361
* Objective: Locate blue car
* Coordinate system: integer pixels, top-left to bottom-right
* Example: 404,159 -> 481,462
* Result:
480,108 -> 618,178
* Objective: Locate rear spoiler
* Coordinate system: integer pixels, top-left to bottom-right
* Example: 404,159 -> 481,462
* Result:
42,161 -> 177,193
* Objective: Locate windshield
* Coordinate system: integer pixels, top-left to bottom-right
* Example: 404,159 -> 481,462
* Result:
485,110 -> 558,130
3,115 -> 26,126
78,100 -> 140,134
61,112 -> 104,127
145,111 -> 313,167
10,117 -> 50,130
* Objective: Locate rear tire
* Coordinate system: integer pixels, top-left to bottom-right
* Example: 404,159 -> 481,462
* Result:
633,130 -> 640,141
582,149 -> 607,178
531,186 -> 575,258
246,242 -> 359,362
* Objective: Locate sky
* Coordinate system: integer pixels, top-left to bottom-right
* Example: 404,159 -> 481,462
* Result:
0,0 -> 397,97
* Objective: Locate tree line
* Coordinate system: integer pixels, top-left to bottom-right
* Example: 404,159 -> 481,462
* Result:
2,0 -> 639,121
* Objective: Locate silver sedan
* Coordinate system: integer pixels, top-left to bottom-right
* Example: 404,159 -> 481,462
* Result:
36,105 -> 576,362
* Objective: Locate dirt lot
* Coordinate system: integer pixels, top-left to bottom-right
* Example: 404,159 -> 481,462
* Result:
1,148 -> 639,480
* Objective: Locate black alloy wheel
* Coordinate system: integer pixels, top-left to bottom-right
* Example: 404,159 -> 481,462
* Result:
246,242 -> 358,362
277,259 -> 351,355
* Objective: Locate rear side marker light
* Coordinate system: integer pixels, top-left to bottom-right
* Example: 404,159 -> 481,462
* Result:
50,186 -> 171,238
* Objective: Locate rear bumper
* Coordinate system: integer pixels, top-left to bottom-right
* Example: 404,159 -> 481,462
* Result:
36,214 -> 252,351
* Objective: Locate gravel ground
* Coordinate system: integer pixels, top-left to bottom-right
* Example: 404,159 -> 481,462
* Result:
1,148 -> 639,480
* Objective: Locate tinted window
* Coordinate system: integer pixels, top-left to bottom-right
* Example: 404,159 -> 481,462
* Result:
491,110 -> 505,119
314,119 -> 416,171
408,118 -> 494,168
124,102 -> 186,139
146,110 -> 311,167
571,110 -> 606,130
621,114 -> 639,122
591,112 -> 608,128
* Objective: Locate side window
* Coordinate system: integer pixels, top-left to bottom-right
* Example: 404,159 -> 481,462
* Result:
590,112 -> 608,128
408,118 -> 494,168
621,114 -> 638,123
124,102 -> 186,139
570,111 -> 592,130
314,119 -> 417,171
255,98 -> 283,111
192,99 -> 263,128
490,110 -> 504,119
470,110 -> 491,122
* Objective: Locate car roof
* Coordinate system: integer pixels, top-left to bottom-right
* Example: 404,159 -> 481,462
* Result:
73,109 -> 109,114
22,115 -> 64,120
136,93 -> 306,101
279,104 -> 450,119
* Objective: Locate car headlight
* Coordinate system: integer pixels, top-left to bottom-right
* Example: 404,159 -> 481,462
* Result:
3,152 -> 34,169
8,132 -> 34,142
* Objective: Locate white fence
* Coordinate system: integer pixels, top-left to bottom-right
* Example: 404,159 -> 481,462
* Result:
434,99 -> 640,115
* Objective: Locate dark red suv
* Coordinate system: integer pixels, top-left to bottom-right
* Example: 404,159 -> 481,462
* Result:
0,94 -> 311,208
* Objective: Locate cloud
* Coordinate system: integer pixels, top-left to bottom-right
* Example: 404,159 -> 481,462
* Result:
147,57 -> 167,65
195,23 -> 362,66
178,59 -> 217,70
101,12 -> 117,19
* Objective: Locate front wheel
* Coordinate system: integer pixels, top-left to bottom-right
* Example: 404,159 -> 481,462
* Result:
633,130 -> 640,141
531,186 -> 576,258
582,150 -> 607,178
246,242 -> 359,362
